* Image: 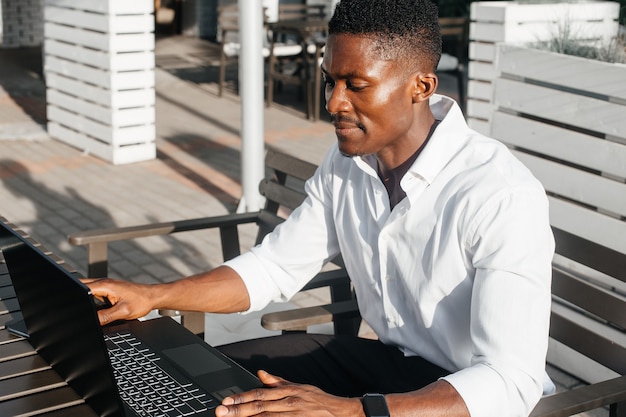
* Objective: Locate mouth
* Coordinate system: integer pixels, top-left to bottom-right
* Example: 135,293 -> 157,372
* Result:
331,115 -> 365,136
334,125 -> 361,136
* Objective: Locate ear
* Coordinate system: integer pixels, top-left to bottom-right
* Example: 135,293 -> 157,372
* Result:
412,72 -> 438,104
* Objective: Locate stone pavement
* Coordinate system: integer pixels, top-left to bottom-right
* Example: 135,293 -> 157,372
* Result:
0,36 -> 338,283
0,35 -> 350,345
0,35 -> 605,415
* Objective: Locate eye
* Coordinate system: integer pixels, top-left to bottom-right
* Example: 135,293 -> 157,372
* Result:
346,80 -> 365,91
322,74 -> 335,89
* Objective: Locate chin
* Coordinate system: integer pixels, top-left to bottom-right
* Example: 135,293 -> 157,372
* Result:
338,142 -> 363,158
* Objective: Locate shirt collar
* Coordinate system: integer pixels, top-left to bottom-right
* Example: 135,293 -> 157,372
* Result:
406,95 -> 471,185
354,95 -> 470,185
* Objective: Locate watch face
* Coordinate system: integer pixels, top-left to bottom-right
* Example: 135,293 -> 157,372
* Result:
362,394 -> 390,417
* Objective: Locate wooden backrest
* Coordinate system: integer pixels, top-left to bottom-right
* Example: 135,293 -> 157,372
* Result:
276,4 -> 326,21
550,228 -> 626,376
217,5 -> 272,43
491,52 -> 626,381
217,4 -> 240,35
254,148 -> 318,245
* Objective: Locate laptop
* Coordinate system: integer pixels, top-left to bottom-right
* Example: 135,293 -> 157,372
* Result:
0,219 -> 262,417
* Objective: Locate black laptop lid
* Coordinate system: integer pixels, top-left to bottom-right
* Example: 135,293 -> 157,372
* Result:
0,222 -> 124,417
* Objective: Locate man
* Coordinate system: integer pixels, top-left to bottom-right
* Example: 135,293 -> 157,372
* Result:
85,0 -> 556,416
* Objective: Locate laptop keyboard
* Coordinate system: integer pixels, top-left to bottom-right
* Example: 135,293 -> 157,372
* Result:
105,331 -> 215,417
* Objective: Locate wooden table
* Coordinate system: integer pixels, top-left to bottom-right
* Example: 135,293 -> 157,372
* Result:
0,256 -> 98,416
266,18 -> 328,121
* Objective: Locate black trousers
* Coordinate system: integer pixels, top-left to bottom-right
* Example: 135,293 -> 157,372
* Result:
217,333 -> 450,397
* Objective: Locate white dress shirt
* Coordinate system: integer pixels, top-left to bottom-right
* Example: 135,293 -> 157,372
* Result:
225,95 -> 555,417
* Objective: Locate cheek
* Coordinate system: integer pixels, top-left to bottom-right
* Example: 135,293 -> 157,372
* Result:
359,88 -> 413,130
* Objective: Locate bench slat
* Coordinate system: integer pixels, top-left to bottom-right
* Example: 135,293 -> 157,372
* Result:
512,150 -> 626,218
493,111 -> 626,179
553,228 -> 626,284
259,178 -> 308,210
549,197 -> 626,256
265,148 -> 318,181
530,375 -> 626,417
552,268 -> 626,329
550,303 -> 626,374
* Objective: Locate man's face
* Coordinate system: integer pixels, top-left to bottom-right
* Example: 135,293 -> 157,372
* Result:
321,34 -> 420,162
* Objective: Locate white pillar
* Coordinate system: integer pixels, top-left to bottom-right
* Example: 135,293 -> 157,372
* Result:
237,0 -> 265,212
44,0 -> 156,165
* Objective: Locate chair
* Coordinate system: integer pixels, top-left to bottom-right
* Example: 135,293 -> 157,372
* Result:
266,4 -> 327,120
217,4 -> 243,97
68,148 -> 360,337
437,17 -> 469,111
217,5 -> 303,97
275,4 -> 327,22
154,0 -> 178,35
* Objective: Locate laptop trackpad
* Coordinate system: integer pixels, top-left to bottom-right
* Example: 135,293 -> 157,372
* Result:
163,344 -> 231,377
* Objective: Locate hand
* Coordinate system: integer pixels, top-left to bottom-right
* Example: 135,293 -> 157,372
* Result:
81,278 -> 155,325
215,370 -> 364,417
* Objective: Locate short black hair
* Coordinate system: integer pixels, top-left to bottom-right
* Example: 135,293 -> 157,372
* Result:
328,0 -> 442,72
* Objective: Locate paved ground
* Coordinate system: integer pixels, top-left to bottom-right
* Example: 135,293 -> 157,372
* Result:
0,35 -> 606,415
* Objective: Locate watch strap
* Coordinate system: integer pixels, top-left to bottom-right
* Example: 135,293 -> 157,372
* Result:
361,393 -> 390,417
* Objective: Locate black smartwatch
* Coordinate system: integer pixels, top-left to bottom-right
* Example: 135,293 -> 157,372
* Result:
361,393 -> 390,417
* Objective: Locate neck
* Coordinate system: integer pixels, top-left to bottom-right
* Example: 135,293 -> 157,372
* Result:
377,112 -> 436,170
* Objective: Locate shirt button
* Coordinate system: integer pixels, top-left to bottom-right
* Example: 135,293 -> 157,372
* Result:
385,275 -> 392,281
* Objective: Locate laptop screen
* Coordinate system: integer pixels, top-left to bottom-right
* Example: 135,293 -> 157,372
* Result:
0,222 -> 124,416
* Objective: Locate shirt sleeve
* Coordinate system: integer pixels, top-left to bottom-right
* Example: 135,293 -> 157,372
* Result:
442,185 -> 555,417
223,148 -> 341,313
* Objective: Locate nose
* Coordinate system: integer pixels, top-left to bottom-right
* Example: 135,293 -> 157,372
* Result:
325,83 -> 350,114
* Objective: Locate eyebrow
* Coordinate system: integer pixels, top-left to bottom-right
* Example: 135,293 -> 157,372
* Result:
321,66 -> 367,80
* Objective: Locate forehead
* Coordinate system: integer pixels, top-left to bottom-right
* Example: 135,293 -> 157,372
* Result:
322,34 -> 396,77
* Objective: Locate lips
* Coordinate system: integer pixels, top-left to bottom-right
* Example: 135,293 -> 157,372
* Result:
332,117 -> 363,133
334,123 -> 360,133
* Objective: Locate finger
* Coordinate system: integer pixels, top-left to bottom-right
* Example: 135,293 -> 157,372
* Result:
82,279 -> 116,301
218,397 -> 298,417
97,303 -> 124,326
223,384 -> 293,408
215,405 -> 229,417
258,370 -> 290,388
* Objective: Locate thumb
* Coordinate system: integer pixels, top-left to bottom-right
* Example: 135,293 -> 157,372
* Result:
258,370 -> 290,387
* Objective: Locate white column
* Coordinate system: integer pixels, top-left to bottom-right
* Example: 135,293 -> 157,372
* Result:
237,0 -> 265,212
44,0 -> 156,165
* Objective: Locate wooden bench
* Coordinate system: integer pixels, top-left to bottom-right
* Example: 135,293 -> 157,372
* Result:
262,186 -> 626,417
259,139 -> 626,415
68,148 -> 360,336
68,143 -> 625,415
490,64 -> 626,416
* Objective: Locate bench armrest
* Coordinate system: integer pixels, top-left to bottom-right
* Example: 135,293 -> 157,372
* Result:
530,375 -> 626,417
68,212 -> 261,277
69,212 -> 260,246
261,299 -> 360,332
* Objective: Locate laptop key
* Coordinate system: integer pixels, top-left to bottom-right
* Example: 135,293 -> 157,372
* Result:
105,331 -> 214,416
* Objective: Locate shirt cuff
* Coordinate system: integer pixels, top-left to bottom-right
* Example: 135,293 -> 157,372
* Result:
223,251 -> 279,313
441,363 -> 541,417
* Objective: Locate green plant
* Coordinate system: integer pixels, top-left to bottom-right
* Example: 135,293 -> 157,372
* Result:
528,19 -> 626,63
